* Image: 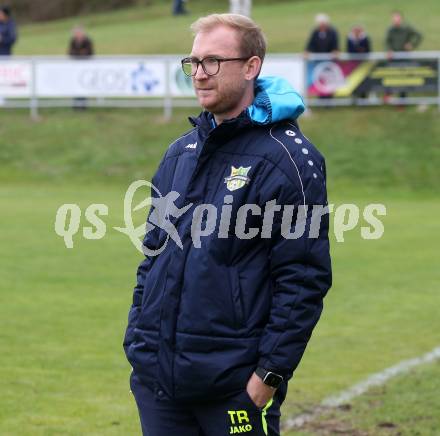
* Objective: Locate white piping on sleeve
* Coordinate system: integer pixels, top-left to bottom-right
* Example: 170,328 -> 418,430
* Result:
269,126 -> 307,216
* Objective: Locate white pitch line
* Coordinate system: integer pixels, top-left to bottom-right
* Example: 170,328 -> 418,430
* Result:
283,345 -> 440,430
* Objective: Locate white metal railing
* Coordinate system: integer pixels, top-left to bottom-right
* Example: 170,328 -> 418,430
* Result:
0,51 -> 439,118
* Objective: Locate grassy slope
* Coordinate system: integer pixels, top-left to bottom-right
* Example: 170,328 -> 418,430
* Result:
15,0 -> 440,55
1,106 -> 439,191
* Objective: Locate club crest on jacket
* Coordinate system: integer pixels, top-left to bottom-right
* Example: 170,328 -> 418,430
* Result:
224,166 -> 251,192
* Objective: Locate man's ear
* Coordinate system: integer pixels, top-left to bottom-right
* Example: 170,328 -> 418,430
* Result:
244,56 -> 262,81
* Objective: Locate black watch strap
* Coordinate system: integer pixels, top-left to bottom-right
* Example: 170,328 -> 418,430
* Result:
255,367 -> 283,389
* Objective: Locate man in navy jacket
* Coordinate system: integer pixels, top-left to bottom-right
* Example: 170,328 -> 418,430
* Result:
124,13 -> 332,436
346,25 -> 371,54
0,6 -> 17,55
305,13 -> 339,55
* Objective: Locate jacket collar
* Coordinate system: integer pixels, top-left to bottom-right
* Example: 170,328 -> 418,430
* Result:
188,76 -> 305,148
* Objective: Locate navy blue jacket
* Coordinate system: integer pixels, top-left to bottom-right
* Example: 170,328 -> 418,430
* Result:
123,77 -> 332,402
306,27 -> 339,53
347,32 -> 371,53
0,19 -> 17,55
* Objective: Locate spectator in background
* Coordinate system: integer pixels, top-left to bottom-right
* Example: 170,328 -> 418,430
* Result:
68,26 -> 94,58
173,0 -> 188,16
346,25 -> 371,54
347,25 -> 371,99
68,26 -> 94,110
384,12 -> 422,105
305,13 -> 339,56
385,11 -> 422,57
0,6 -> 17,55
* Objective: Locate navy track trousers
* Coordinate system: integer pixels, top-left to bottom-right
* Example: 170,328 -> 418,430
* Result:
130,372 -> 288,436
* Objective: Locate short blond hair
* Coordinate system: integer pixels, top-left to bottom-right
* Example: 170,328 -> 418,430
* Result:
190,13 -> 267,62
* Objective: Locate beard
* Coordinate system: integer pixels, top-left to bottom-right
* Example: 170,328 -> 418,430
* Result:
197,80 -> 248,118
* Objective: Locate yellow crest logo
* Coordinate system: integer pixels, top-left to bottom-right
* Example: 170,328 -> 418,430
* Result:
224,166 -> 251,192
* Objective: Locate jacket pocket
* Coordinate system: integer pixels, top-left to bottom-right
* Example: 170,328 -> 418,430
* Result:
127,328 -> 159,384
229,266 -> 245,328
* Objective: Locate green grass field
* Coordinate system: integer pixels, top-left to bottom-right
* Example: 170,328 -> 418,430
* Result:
1,0 -> 440,434
293,361 -> 440,436
1,106 -> 439,435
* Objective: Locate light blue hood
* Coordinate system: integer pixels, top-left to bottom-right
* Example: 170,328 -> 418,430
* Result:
247,76 -> 305,125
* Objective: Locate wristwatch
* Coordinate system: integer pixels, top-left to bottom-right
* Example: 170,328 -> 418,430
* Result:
255,367 -> 284,389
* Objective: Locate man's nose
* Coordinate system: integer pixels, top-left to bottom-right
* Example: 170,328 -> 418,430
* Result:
194,64 -> 209,80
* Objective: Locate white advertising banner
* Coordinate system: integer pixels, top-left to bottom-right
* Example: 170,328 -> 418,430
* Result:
0,56 -> 304,99
0,61 -> 32,97
35,60 -> 166,97
170,61 -> 195,97
260,57 -> 305,95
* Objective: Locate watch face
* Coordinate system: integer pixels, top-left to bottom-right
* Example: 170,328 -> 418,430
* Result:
265,372 -> 283,387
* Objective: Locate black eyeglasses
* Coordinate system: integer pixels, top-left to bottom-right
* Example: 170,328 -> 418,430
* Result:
181,56 -> 251,77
